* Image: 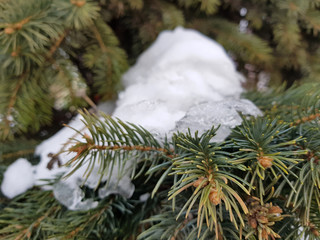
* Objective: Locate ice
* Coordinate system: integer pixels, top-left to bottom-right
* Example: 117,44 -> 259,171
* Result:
53,181 -> 98,211
1,158 -> 35,198
173,99 -> 262,142
98,175 -> 135,199
139,193 -> 150,202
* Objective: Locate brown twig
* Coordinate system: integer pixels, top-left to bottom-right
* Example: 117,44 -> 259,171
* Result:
47,30 -> 68,59
1,149 -> 35,160
4,16 -> 32,34
14,206 -> 59,240
290,113 -> 320,126
69,142 -> 176,163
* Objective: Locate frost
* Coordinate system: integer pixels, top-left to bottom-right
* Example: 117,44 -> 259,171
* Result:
1,158 -> 35,198
53,181 -> 98,211
173,99 -> 262,142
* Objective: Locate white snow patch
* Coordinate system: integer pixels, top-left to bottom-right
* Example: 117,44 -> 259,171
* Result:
1,27 -> 262,209
1,158 -> 35,198
114,27 -> 259,138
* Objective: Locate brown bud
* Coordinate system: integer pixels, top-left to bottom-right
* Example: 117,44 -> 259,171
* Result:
261,228 -> 268,240
193,177 -> 207,188
268,206 -> 282,214
258,156 -> 273,169
14,23 -> 23,30
249,218 -> 257,229
4,27 -> 15,34
310,223 -> 320,237
209,188 -> 222,205
311,229 -> 320,237
70,0 -> 86,7
257,215 -> 268,224
11,51 -> 18,57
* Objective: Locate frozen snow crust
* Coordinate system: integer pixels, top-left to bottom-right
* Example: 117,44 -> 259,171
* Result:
1,27 -> 261,209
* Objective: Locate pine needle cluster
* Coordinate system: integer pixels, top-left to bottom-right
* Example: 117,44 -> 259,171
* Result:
1,83 -> 320,239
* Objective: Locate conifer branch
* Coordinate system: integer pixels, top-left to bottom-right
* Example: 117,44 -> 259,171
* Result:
47,30 -> 68,59
1,149 -> 34,160
13,205 -> 60,240
2,74 -> 25,139
92,24 -> 108,53
69,141 -> 174,162
4,16 -> 32,35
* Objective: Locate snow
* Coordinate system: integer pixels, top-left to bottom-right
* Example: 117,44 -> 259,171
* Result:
1,158 -> 35,198
114,27 -> 245,136
1,27 -> 262,209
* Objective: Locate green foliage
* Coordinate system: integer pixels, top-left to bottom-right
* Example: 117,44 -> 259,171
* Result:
0,188 -> 158,240
0,0 -> 128,140
2,0 -> 320,139
27,83 -> 318,240
230,116 -> 306,202
167,129 -> 249,237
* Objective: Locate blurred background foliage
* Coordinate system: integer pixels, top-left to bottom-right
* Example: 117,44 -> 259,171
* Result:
0,0 -> 320,164
1,0 -> 320,144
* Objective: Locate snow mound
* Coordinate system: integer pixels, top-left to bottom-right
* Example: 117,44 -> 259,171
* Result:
113,27 -> 247,136
1,158 -> 35,198
1,27 -> 261,208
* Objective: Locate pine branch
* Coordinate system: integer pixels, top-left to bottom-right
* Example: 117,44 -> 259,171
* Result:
47,30 -> 68,59
64,110 -> 170,183
1,74 -> 25,140
0,190 -> 61,240
230,116 -> 307,203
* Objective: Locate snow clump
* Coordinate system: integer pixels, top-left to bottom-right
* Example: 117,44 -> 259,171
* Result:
1,27 -> 261,210
1,158 -> 35,198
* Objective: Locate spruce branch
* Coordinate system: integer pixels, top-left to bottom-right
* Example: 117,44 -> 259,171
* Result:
168,128 -> 250,239
1,74 -> 25,140
46,30 -> 68,59
52,0 -> 100,30
0,190 -> 61,240
64,110 -> 170,184
229,116 -> 307,203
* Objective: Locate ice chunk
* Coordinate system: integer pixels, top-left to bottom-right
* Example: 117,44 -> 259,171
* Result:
98,175 -> 135,199
1,158 -> 35,198
53,181 -> 98,211
139,193 -> 150,202
173,99 -> 262,142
